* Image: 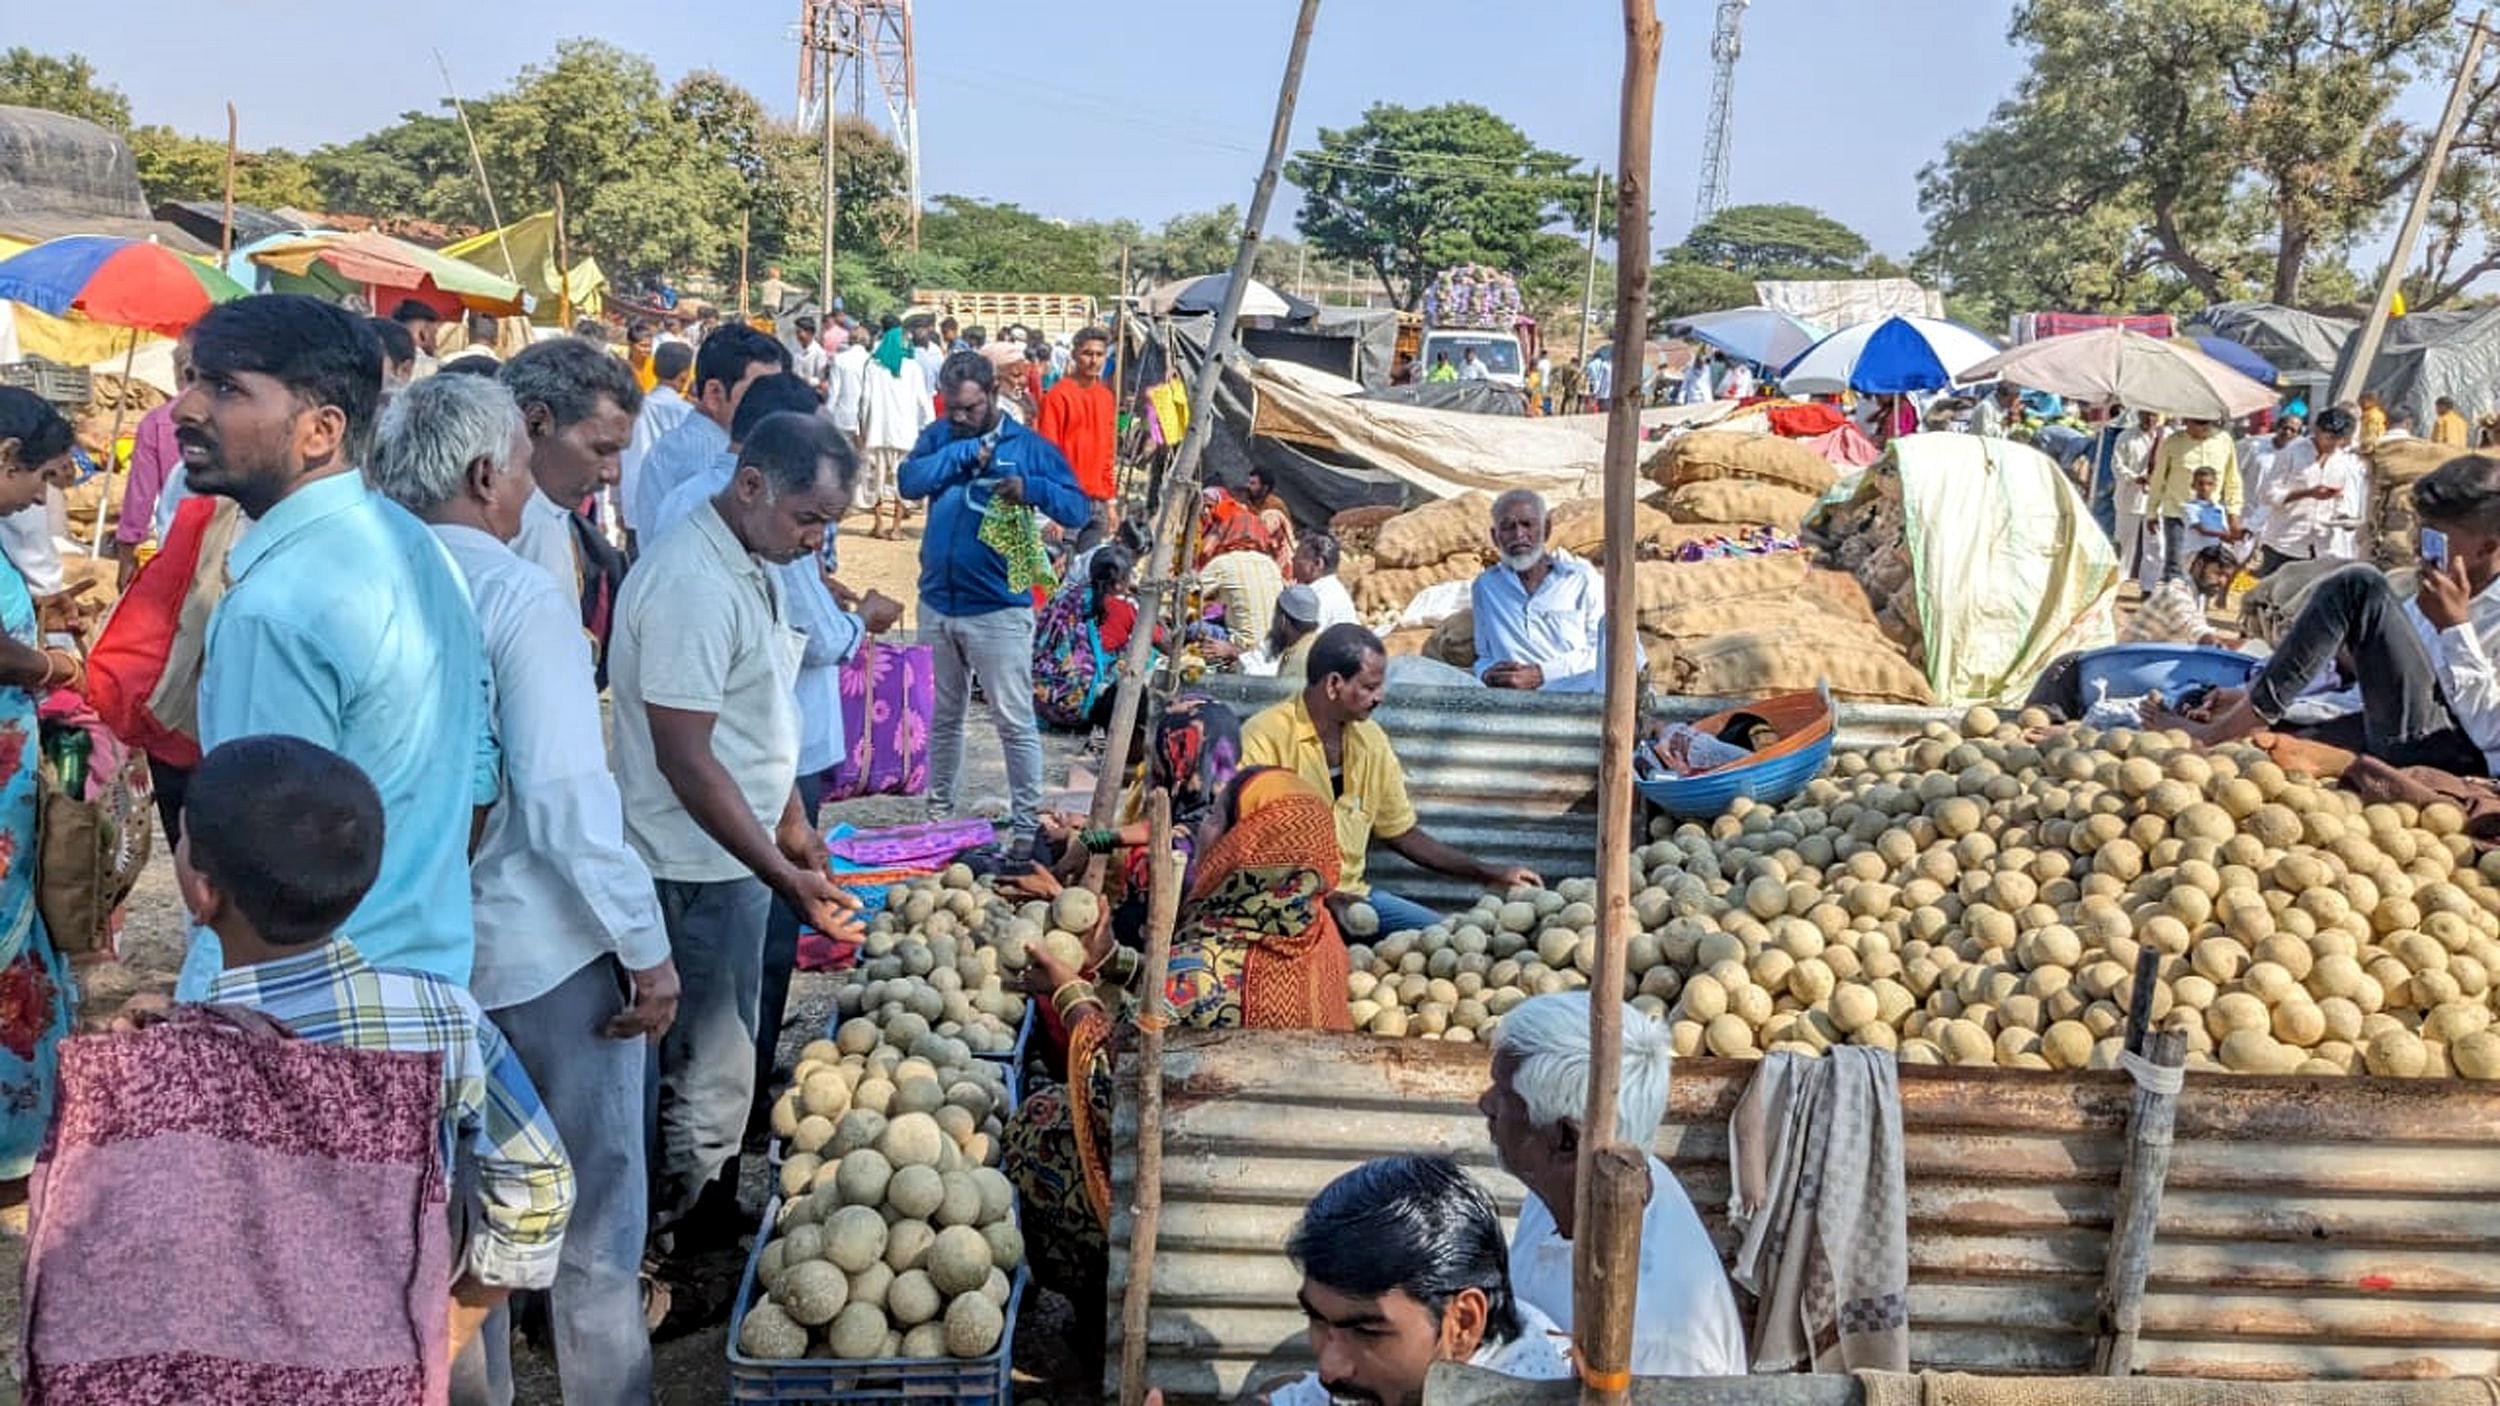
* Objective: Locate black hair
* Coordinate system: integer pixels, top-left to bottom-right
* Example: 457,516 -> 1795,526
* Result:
627,318 -> 653,341
435,358 -> 501,380
795,315 -> 819,336
694,323 -> 791,402
1073,325 -> 1110,351
189,294 -> 384,465
740,411 -> 857,502
730,372 -> 824,444
1087,545 -> 1132,623
880,312 -> 902,332
940,316 -> 958,333
2412,454 -> 2500,530
964,325 -> 987,347
2188,546 -> 2236,580
653,341 -> 695,384
1116,517 -> 1151,558
184,735 -> 385,948
389,298 -> 439,326
1244,466 -> 1272,492
1300,530 -> 1341,574
502,335 -> 645,427
365,316 -> 417,368
572,318 -> 605,339
939,349 -> 996,395
1025,340 -> 1051,363
1286,1155 -> 1522,1346
1306,621 -> 1383,688
2314,406 -> 2357,437
0,386 -> 74,471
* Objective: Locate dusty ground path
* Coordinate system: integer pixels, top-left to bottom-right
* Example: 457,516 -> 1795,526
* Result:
0,514 -> 1105,1404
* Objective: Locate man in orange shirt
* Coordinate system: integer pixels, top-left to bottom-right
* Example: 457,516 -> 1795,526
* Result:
1037,325 -> 1118,550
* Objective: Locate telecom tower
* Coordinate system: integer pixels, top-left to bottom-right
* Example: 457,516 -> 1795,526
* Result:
799,0 -> 921,249
1694,0 -> 1750,225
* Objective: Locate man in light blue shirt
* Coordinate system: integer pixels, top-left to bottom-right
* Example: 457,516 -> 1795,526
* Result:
170,294 -> 497,997
623,323 -> 786,543
1471,489 -> 1631,695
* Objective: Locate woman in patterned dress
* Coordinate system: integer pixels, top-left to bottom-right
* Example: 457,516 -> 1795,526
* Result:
0,389 -> 87,1192
1003,767 -> 1352,1367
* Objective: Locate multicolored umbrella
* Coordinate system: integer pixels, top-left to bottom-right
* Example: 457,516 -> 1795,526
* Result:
0,235 -> 248,338
1777,315 -> 2001,395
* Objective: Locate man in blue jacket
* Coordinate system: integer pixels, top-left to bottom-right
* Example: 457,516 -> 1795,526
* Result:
901,350 -> 1090,852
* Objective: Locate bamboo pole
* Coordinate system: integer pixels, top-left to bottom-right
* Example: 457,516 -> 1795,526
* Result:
2334,11 -> 2490,409
1575,6 -> 1662,1404
1115,789 -> 1183,1406
434,50 -> 520,285
1576,168 -> 1602,371
88,330 -> 139,558
218,103 -> 238,263
2093,1024 -> 2187,1376
1080,0 -> 1324,884
553,182 -> 573,330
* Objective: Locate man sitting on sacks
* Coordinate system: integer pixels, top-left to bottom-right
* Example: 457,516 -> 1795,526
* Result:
1470,489 -> 1638,693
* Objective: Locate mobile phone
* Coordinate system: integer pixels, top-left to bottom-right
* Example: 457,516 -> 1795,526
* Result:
2423,528 -> 2450,569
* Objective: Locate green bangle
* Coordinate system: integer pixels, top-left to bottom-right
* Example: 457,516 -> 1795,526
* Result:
1082,827 -> 1120,854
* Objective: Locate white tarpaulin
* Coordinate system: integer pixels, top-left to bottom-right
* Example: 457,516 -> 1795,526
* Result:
1892,432 -> 2118,705
1248,358 -> 1733,501
1755,278 -> 1943,330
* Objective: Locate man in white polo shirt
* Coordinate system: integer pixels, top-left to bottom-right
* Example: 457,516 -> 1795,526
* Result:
609,410 -> 861,1245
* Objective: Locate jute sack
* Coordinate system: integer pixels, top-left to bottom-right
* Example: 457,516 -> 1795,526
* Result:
1423,607 -> 1477,671
1665,478 -> 1820,528
1547,497 -> 1674,564
1668,619 -> 1935,705
1353,553 -> 1483,617
1651,430 -> 1839,496
2369,437 -> 2465,487
1373,492 -> 1493,568
1631,553 -> 1811,627
1328,503 -> 1403,555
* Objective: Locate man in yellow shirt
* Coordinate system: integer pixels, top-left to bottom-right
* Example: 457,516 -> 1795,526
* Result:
2147,418 -> 2241,583
2435,397 -> 2472,448
1241,624 -> 1541,937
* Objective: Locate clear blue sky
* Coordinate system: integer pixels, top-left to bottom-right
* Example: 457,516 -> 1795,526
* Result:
18,1 -> 2041,262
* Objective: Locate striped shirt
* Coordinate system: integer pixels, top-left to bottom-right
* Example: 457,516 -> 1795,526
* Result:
206,937 -> 574,1290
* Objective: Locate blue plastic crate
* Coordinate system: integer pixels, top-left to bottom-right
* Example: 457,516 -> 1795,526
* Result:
727,1197 -> 1027,1404
974,1002 -> 1036,1073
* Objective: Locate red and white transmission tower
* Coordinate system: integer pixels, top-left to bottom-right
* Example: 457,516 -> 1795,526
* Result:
798,0 -> 921,250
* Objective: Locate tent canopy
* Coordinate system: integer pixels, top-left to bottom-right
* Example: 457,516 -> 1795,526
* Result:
1144,273 -> 1314,320
0,105 -> 207,252
438,211 -> 605,323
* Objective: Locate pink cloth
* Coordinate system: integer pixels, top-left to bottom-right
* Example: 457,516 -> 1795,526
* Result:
116,403 -> 180,547
24,1010 -> 450,1405
1804,421 -> 1881,468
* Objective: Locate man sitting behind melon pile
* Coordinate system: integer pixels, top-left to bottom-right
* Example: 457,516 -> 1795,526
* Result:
1471,489 -> 1639,694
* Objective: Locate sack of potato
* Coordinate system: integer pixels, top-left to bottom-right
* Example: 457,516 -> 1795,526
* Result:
1373,492 -> 1493,569
1328,504 -> 1403,555
1664,478 -> 1820,528
1668,615 -> 1936,705
1649,430 -> 1840,497
1546,497 -> 1675,565
1354,552 -> 1485,619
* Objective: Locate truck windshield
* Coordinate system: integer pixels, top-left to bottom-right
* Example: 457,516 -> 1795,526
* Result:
1425,333 -> 1521,375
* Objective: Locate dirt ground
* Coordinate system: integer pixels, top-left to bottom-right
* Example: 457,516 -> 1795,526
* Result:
0,516 -> 1107,1405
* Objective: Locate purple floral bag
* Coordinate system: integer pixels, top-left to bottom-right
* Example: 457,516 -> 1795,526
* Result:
826,639 -> 933,800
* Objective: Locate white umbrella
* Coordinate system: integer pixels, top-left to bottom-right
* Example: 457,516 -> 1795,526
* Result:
1961,327 -> 2277,421
1777,315 -> 2001,395
1142,273 -> 1306,319
1662,306 -> 1826,370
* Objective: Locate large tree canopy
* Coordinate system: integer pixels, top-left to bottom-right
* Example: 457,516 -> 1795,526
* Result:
1648,203 -> 1882,325
1286,102 -> 1592,309
0,48 -> 128,131
1918,0 -> 2497,323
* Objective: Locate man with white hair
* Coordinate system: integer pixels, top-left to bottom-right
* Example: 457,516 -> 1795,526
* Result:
1471,489 -> 1625,693
1478,992 -> 1746,1376
367,373 -> 677,1403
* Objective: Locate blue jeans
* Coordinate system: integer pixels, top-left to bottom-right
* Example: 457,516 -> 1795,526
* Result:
1364,889 -> 1445,938
453,958 -> 653,1405
651,875 -> 771,1228
925,607 -> 1044,837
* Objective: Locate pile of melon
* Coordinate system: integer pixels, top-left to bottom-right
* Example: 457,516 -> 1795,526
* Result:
1348,709 -> 2500,1080
745,1035 -> 1026,1362
844,865 -> 1046,1055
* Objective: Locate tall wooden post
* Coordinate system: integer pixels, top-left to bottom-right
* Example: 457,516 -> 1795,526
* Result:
1080,0 -> 1325,875
1576,168 -> 1603,369
1115,791 -> 1183,1406
553,182 -> 573,329
1575,6 -> 1662,1404
2334,10 -> 2490,408
218,103 -> 238,262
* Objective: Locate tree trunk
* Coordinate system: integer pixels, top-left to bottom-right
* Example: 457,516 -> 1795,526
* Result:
2149,194 -> 2226,302
2270,217 -> 2308,307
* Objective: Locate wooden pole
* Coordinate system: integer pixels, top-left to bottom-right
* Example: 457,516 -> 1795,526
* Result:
738,206 -> 753,318
89,330 -> 141,558
1575,6 -> 1661,1405
1115,789 -> 1183,1406
2334,10 -> 2490,409
819,9 -> 839,319
434,51 -> 520,285
218,102 -> 238,263
2092,1024 -> 2187,1376
1080,0 -> 1325,877
1576,168 -> 1602,370
553,182 -> 573,330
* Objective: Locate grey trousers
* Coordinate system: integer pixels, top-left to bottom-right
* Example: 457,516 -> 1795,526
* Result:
650,875 -> 771,1228
924,606 -> 1044,837
452,957 -> 655,1404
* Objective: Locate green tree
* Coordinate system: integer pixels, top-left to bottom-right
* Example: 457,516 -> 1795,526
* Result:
916,196 -> 1115,296
1134,205 -> 1240,284
0,48 -> 129,131
129,125 -> 320,209
306,109 -> 479,227
1919,0 -> 2489,318
477,39 -> 718,284
1648,257 -> 1761,324
1681,203 -> 1869,275
1285,102 -> 1591,308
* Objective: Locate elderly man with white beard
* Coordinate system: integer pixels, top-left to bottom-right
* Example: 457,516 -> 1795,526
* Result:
1470,488 -> 1632,692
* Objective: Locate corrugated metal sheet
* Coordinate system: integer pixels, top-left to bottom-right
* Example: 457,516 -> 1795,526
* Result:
1106,1030 -> 2500,1403
1193,676 -> 1951,910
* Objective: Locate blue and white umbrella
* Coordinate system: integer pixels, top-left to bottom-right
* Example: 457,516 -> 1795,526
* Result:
1777,315 -> 2001,395
1661,306 -> 1826,370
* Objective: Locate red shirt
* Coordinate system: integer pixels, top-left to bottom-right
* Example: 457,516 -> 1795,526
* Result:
1037,376 -> 1118,501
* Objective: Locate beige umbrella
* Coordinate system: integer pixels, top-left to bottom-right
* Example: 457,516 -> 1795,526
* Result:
1962,327 -> 2277,421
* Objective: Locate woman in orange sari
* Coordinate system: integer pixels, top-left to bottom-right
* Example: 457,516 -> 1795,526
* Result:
1001,767 -> 1350,1371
